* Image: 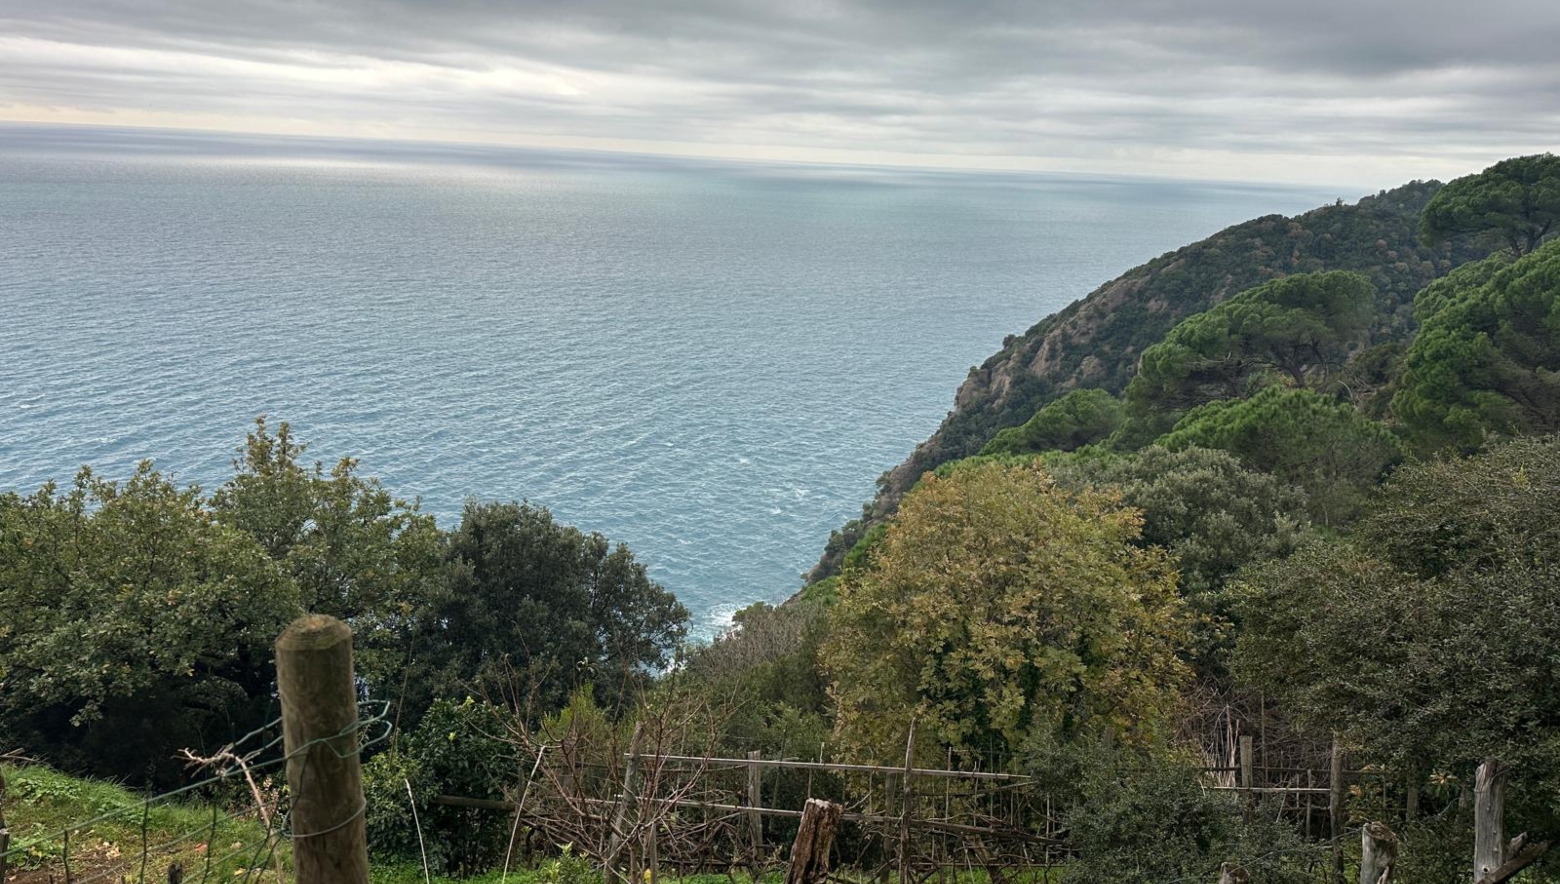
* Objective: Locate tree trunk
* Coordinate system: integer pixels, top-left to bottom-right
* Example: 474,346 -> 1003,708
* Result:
785,799 -> 842,884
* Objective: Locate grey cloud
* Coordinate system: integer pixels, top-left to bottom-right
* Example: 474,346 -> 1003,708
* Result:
2,0 -> 1558,184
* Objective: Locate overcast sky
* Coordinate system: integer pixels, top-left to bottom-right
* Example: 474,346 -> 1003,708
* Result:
2,0 -> 1557,187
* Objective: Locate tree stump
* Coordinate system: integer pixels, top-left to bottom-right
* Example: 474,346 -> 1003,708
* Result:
785,799 -> 842,884
1218,862 -> 1250,884
1359,821 -> 1397,884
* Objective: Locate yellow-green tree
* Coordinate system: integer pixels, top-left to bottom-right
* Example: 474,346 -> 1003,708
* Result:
822,461 -> 1188,764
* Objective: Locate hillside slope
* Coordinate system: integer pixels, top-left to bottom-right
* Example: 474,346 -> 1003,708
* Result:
810,180 -> 1484,581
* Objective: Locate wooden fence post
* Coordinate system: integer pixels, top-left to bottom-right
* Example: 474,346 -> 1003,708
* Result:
275,615 -> 370,884
786,799 -> 842,884
1360,821 -> 1397,884
1330,736 -> 1345,884
606,721 -> 644,883
1,769 -> 10,884
898,720 -> 917,884
1240,736 -> 1254,791
1240,734 -> 1255,814
747,750 -> 764,876
1474,758 -> 1508,881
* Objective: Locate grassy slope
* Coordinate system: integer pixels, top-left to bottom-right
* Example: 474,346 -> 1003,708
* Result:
1,762 -> 284,883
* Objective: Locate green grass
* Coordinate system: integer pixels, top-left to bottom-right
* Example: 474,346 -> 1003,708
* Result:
1,762 -> 287,883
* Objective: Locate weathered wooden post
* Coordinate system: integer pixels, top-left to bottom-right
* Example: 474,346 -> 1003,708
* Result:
898,720 -> 917,884
747,749 -> 764,874
786,799 -> 842,884
1360,821 -> 1398,884
1239,734 -> 1255,815
1,769 -> 10,884
1330,736 -> 1345,884
1240,736 -> 1254,793
606,721 -> 645,884
1474,758 -> 1508,881
275,614 -> 370,884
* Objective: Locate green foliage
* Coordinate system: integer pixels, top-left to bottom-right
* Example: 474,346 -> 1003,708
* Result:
822,461 -> 1188,763
212,417 -> 445,691
1047,445 -> 1310,599
840,522 -> 888,572
1231,437 -> 1560,837
539,844 -> 598,884
1022,741 -> 1312,884
365,698 -> 517,875
1157,386 -> 1404,524
1410,250 -> 1514,322
401,501 -> 688,720
1393,239 -> 1560,452
363,751 -> 425,866
674,598 -> 832,756
982,388 -> 1126,456
0,464 -> 300,784
1127,271 -> 1374,415
1420,153 -> 1560,256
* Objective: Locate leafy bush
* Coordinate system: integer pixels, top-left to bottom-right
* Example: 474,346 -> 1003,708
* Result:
365,698 -> 518,876
1024,740 -> 1314,884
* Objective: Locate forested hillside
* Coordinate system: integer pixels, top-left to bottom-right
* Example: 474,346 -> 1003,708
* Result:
809,179 -> 1488,579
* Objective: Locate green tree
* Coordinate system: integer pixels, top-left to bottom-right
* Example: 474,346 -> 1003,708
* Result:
1047,445 -> 1310,599
983,388 -> 1126,456
1392,240 -> 1560,452
821,461 -> 1188,763
1230,437 -> 1560,840
1157,387 -> 1404,523
1126,271 -> 1375,415
1419,153 -> 1560,256
212,417 -> 443,621
401,501 -> 687,719
0,464 -> 300,784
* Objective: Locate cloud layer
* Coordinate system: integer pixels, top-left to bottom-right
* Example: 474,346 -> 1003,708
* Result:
3,0 -> 1558,185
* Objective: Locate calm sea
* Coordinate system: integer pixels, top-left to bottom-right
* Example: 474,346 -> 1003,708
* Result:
0,124 -> 1339,637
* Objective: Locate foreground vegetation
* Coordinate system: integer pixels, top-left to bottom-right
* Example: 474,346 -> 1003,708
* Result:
2,152 -> 1558,881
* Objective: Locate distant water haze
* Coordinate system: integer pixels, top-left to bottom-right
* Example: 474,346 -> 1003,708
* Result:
0,124 -> 1338,638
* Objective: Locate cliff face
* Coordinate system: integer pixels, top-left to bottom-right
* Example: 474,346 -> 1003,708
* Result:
809,180 -> 1481,583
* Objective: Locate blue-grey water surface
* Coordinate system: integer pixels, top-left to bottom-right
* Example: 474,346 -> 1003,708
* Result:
0,124 -> 1339,636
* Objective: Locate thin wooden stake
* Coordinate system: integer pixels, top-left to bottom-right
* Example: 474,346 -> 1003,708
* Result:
606,722 -> 645,884
747,750 -> 764,878
898,720 -> 917,884
1330,736 -> 1344,884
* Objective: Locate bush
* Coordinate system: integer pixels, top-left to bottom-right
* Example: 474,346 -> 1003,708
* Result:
365,698 -> 518,876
